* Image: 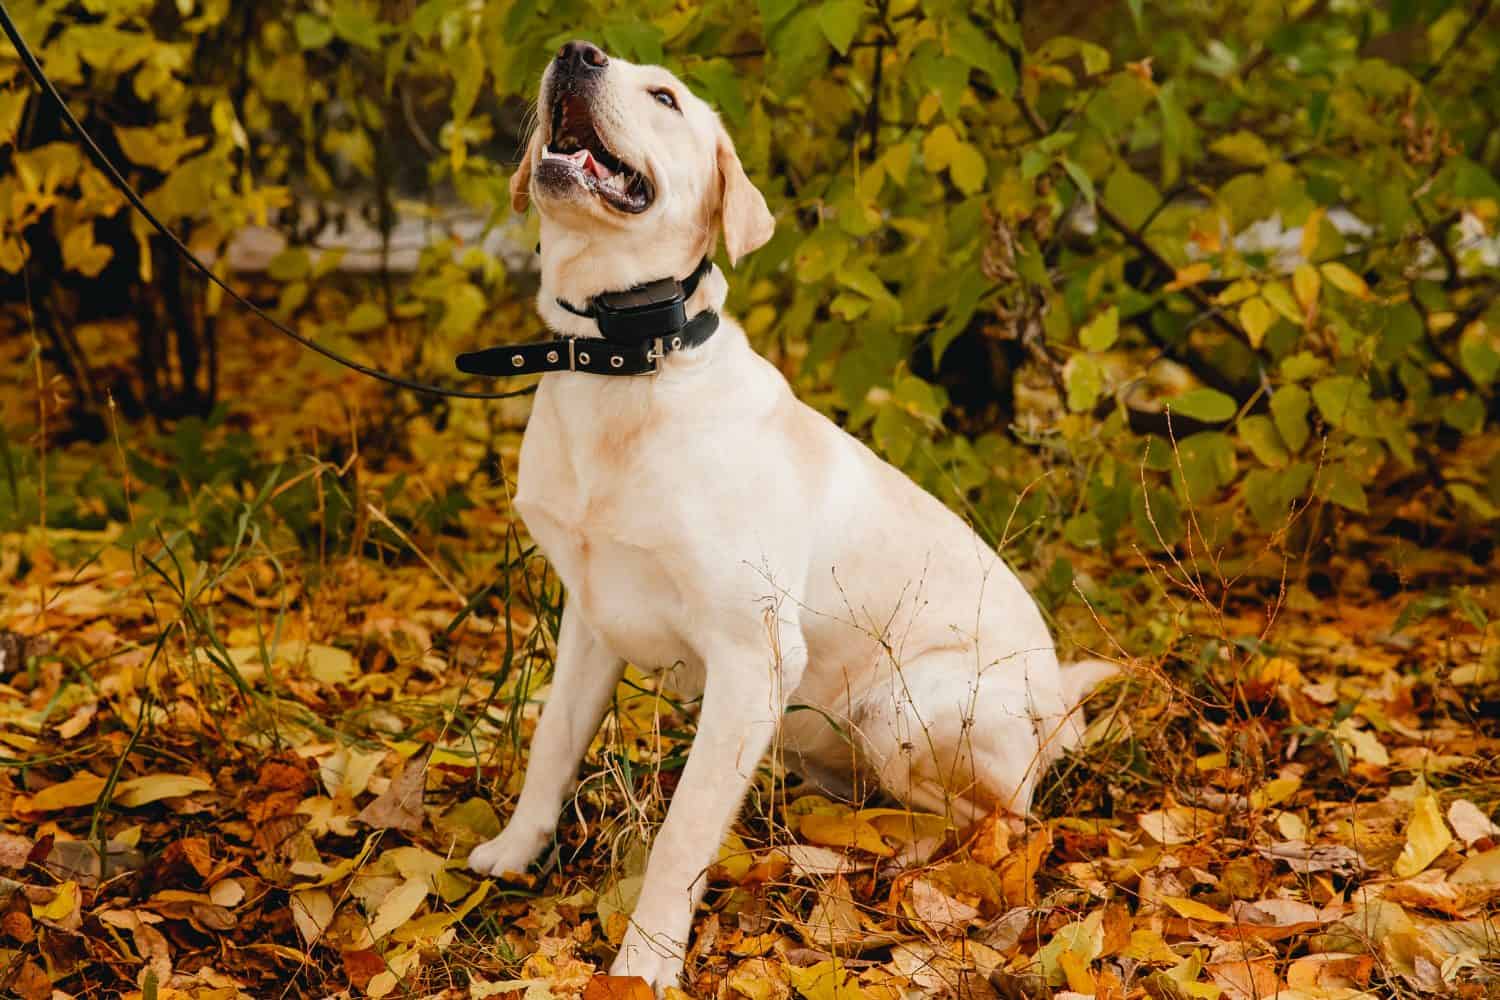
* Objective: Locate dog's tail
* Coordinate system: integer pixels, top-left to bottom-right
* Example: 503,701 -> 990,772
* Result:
1056,658 -> 1122,750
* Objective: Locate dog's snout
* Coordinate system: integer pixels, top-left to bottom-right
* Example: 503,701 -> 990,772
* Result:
556,40 -> 608,72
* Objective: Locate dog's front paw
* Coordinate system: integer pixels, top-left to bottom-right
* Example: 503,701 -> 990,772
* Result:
467,823 -> 550,878
609,929 -> 685,996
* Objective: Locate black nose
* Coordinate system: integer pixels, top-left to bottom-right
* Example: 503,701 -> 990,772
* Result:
556,40 -> 608,71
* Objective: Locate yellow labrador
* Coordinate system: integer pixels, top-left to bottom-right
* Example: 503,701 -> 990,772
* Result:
467,40 -> 1115,992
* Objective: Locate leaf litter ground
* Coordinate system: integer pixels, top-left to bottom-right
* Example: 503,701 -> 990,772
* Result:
1,310 -> 1499,1000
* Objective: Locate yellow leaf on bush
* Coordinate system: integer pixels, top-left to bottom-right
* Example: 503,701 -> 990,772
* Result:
1293,264 -> 1321,312
800,811 -> 893,857
62,223 -> 113,278
1319,261 -> 1370,300
1166,262 -> 1212,291
1394,794 -> 1453,877
1238,296 -> 1275,348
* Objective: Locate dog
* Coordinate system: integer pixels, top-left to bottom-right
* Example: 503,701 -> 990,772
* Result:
466,40 -> 1116,993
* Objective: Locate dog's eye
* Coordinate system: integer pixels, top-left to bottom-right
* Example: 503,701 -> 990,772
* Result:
649,88 -> 679,111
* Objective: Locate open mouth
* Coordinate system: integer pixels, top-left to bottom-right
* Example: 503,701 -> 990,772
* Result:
542,94 -> 654,214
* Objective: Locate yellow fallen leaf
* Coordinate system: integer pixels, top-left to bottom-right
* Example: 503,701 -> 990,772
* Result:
1123,927 -> 1179,964
1394,794 -> 1453,878
724,958 -> 791,1000
303,642 -> 357,686
717,831 -> 754,881
114,774 -> 213,807
1059,950 -> 1096,994
367,876 -> 430,943
786,960 -> 869,1000
800,811 -> 893,857
33,881 -> 80,922
1161,895 -> 1233,923
855,807 -> 949,844
15,774 -> 107,812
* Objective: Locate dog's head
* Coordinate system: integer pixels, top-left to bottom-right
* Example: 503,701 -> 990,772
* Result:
511,41 -> 774,266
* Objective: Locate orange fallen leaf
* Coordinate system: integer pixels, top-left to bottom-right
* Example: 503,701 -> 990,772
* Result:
583,975 -> 655,1000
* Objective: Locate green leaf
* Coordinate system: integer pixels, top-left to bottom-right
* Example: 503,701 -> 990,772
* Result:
1103,167 -> 1161,230
293,14 -> 333,49
1243,464 -> 1313,531
1316,462 -> 1368,514
1165,388 -> 1237,424
1238,415 -> 1290,467
329,8 -> 383,50
1061,158 -> 1095,207
1079,307 -> 1119,351
816,0 -> 865,56
948,17 -> 1016,92
346,303 -> 386,334
1067,356 -> 1103,412
1442,393 -> 1486,435
1311,375 -> 1373,429
1271,385 -> 1311,452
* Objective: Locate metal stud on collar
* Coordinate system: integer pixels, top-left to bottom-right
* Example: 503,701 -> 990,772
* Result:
512,354 -> 524,367
578,351 -> 591,365
547,350 -> 559,363
610,355 -> 624,369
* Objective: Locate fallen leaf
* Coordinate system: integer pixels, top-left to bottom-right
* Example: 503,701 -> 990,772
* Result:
1448,800 -> 1500,846
775,843 -> 876,879
1256,840 -> 1365,875
32,880 -> 81,931
907,877 -> 980,928
357,743 -> 432,833
1160,894 -> 1232,923
114,774 -> 214,807
14,774 -> 107,812
724,957 -> 791,1000
1393,794 -> 1453,878
801,811 -> 894,857
290,888 -> 335,947
583,975 -> 655,1000
367,875 -> 430,943
1138,807 -> 1218,845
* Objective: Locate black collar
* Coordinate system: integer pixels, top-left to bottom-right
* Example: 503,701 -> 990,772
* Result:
455,258 -> 719,379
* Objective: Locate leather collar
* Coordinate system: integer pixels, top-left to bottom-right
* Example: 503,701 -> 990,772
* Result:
455,258 -> 719,379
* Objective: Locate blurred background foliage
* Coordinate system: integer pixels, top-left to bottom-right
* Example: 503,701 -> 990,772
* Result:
2,0 -> 1499,593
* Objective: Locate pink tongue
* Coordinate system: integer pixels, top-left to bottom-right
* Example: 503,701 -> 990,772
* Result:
584,152 -> 610,179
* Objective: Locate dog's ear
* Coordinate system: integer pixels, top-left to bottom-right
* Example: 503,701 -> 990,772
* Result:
510,127 -> 543,214
716,125 -> 774,266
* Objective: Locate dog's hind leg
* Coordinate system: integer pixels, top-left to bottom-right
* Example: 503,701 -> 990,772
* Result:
851,649 -> 1069,825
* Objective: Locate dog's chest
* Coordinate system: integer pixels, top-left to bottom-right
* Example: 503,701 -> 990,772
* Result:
514,392 -> 697,674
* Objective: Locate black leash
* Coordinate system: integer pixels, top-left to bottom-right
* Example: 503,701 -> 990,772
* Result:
0,2 -> 532,401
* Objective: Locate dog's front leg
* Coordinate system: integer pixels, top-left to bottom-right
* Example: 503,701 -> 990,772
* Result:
469,605 -> 623,876
611,628 -> 805,993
